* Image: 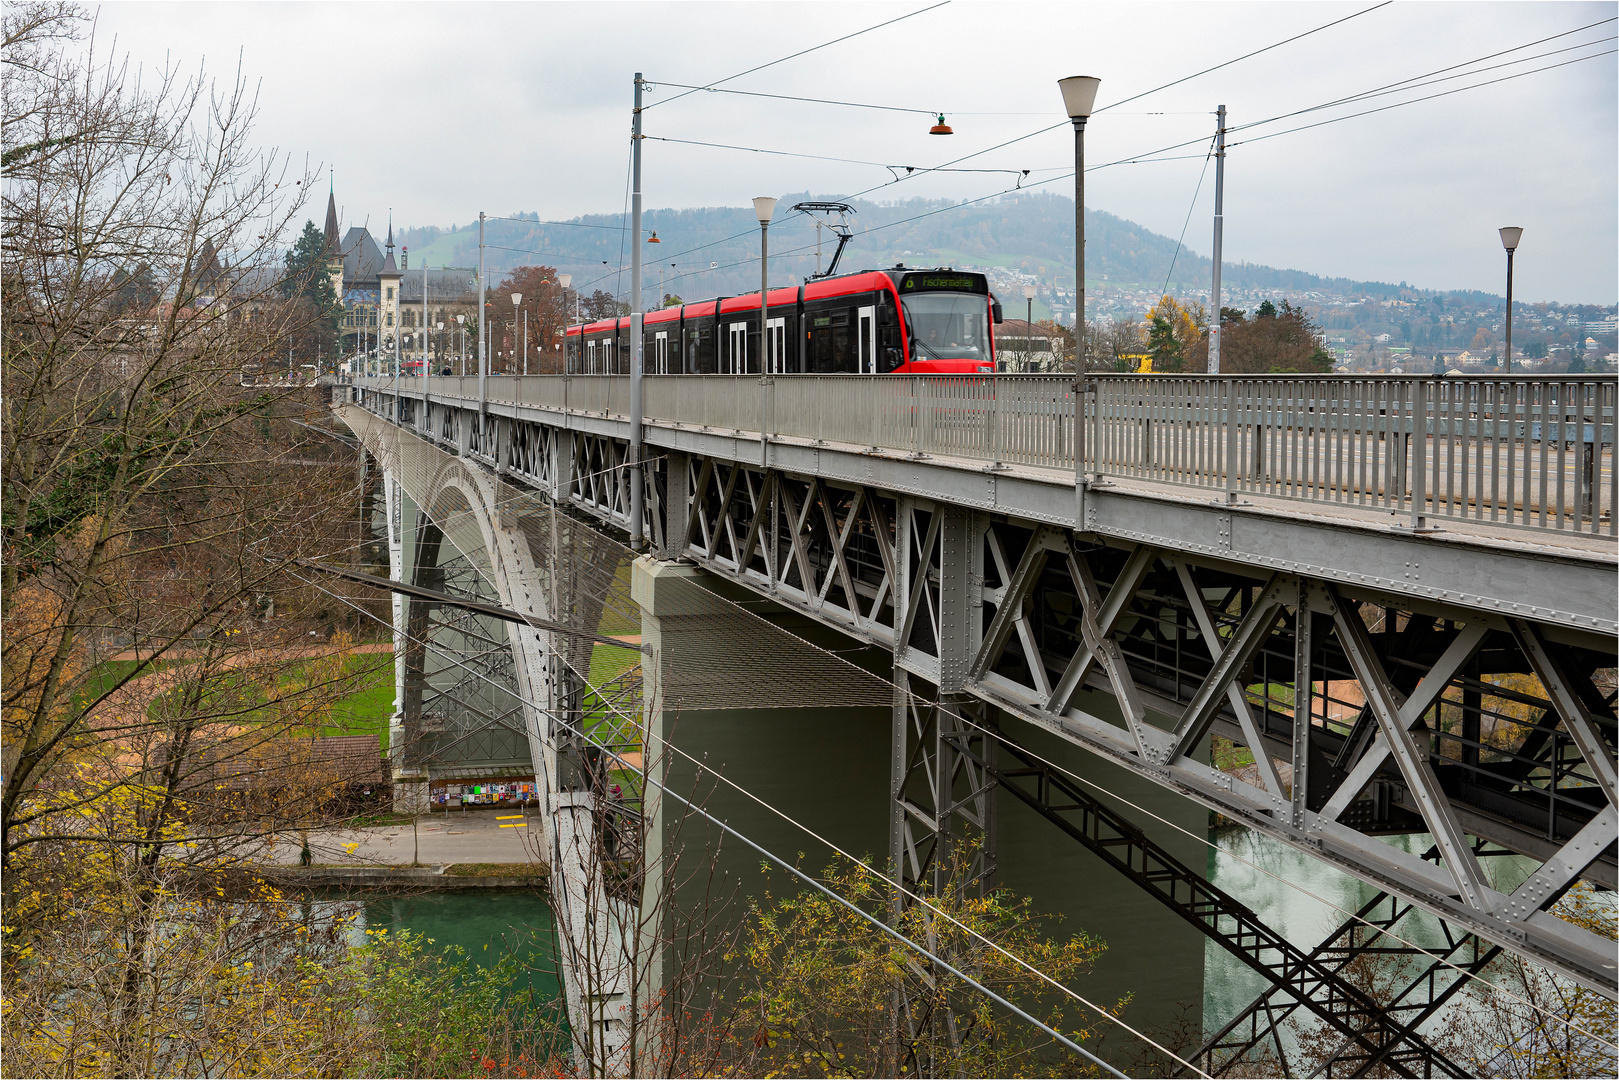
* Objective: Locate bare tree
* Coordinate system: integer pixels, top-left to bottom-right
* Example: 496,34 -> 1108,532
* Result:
2,7 -> 393,1073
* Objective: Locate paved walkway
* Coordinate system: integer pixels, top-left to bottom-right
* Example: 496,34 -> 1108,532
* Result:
268,808 -> 545,866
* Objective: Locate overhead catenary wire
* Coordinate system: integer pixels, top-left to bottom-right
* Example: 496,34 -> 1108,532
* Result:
1093,0 -> 1393,115
642,1 -> 949,112
1227,47 -> 1619,149
1228,31 -> 1618,134
1158,137 -> 1217,298
826,1 -> 1393,204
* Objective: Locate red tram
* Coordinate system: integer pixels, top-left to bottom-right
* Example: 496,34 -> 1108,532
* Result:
564,266 -> 1003,376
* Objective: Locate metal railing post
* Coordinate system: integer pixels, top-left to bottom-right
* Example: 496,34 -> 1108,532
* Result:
1409,378 -> 1431,531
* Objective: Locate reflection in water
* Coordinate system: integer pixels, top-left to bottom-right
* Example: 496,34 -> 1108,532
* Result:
1204,827 -> 1536,1057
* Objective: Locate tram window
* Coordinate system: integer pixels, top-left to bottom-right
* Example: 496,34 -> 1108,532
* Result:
805,305 -> 854,373
686,321 -> 716,373
876,293 -> 903,371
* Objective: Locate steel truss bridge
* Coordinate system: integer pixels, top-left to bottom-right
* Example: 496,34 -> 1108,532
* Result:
338,371 -> 1616,1077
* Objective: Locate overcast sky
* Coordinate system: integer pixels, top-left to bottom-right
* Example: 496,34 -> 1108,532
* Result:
88,1 -> 1617,302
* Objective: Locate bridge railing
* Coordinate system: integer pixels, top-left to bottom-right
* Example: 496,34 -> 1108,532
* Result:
354,373 -> 1616,537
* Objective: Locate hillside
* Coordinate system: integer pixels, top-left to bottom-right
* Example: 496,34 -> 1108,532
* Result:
396,192 -> 1453,305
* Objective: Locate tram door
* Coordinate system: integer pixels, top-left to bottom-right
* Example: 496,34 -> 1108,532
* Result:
586,340 -> 597,374
857,305 -> 877,374
654,331 -> 669,374
765,317 -> 786,374
727,321 -> 748,374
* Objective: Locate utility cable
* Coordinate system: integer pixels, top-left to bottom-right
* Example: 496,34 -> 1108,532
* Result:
1159,138 -> 1217,298
832,1 -> 1392,204
648,81 -> 938,117
287,564 -> 1131,1078
1094,1 -> 1393,115
1229,32 -> 1618,134
1228,48 -> 1619,149
643,134 -> 1034,181
642,2 -> 949,112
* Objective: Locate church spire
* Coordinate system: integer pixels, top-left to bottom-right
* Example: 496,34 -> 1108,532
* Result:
321,172 -> 341,257
379,208 -> 400,277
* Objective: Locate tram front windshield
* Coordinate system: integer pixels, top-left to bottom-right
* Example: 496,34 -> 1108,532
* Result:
902,292 -> 991,361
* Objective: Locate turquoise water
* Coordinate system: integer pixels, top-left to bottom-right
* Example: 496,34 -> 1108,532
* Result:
356,888 -> 564,1002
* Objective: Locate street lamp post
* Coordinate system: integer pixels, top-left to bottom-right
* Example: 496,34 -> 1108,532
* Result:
456,314 -> 466,376
1059,75 -> 1101,484
558,274 -> 572,372
511,292 -> 523,375
1499,227 -> 1522,375
754,196 -> 777,374
1023,284 -> 1037,373
436,321 -> 443,373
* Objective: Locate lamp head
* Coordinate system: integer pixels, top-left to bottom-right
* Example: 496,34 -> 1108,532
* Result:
1058,76 -> 1102,120
558,274 -> 571,288
753,197 -> 778,225
1499,226 -> 1523,251
929,113 -> 954,135
647,231 -> 660,244
1023,285 -> 1038,300
510,292 -> 522,306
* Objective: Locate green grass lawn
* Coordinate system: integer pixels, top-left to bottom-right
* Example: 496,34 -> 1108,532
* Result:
322,653 -> 396,753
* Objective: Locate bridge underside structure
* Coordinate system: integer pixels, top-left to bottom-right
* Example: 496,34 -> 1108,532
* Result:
339,372 -> 1617,1075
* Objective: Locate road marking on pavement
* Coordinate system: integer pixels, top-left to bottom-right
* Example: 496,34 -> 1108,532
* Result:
499,823 -> 527,828
496,815 -> 524,820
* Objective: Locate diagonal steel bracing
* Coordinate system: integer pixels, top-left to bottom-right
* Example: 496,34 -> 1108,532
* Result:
342,384 -> 1619,1002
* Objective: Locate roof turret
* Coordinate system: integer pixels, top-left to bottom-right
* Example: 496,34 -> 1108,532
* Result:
322,177 -> 341,258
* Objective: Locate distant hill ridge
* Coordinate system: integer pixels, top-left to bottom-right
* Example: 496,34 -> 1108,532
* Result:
398,192 -> 1489,304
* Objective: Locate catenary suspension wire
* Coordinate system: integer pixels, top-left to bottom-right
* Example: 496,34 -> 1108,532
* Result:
1160,138 -> 1217,298
642,1 -> 949,112
1236,15 -> 1606,127
287,565 -> 1131,1078
830,1 -> 1392,203
1229,33 -> 1618,134
324,416 -> 1613,1046
1094,0 -> 1393,115
648,81 -> 938,116
1227,48 -> 1619,149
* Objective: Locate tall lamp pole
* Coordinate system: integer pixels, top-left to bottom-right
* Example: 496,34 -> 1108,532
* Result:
558,274 -> 572,371
1208,104 -> 1227,374
1023,284 -> 1037,373
477,212 -> 487,418
628,73 -> 646,549
511,292 -> 523,375
754,196 -> 777,373
1059,75 -> 1101,483
1499,227 -> 1522,375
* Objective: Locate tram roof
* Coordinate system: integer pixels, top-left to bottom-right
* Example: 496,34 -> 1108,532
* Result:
564,266 -> 986,334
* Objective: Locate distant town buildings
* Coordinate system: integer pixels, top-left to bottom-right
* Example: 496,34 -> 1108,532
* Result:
321,187 -> 477,359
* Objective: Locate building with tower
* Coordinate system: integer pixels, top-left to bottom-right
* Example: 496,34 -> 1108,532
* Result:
323,183 -> 478,366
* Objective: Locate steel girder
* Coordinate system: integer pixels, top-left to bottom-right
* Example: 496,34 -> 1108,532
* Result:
342,390 -> 1619,1000
973,730 -> 1468,1078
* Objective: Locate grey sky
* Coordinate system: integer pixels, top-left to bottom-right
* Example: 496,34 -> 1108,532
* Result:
90,1 -> 1617,302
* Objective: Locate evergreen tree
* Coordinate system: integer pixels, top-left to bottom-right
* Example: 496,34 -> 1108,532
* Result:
1147,315 -> 1184,371
282,220 -> 334,304
281,220 -> 340,357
